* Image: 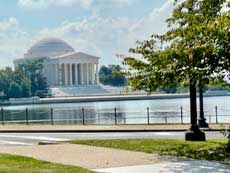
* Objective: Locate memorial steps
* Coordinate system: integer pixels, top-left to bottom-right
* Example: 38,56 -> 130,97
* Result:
50,84 -> 146,97
50,85 -> 112,97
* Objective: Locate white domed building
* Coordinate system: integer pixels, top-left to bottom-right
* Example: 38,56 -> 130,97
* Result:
14,38 -> 102,96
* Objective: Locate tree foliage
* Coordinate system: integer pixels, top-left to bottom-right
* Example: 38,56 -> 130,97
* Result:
8,82 -> 22,98
0,68 -> 31,99
121,0 -> 230,130
17,58 -> 48,96
99,65 -> 127,86
0,59 -> 48,99
123,0 -> 228,91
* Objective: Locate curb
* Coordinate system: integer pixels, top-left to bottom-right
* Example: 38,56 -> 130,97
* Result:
0,128 -> 221,133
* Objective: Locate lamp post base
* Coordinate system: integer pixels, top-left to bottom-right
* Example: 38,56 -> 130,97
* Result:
198,118 -> 209,128
185,125 -> 206,141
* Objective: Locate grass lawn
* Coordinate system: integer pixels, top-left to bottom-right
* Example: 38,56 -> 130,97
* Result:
70,139 -> 230,162
0,154 -> 94,173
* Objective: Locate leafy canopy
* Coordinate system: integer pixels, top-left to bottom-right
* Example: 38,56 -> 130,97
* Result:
17,58 -> 48,96
0,58 -> 49,99
0,68 -> 31,99
99,65 -> 127,86
122,0 -> 229,92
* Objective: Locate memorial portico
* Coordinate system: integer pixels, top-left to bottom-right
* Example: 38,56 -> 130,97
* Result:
14,38 -> 100,87
56,63 -> 98,86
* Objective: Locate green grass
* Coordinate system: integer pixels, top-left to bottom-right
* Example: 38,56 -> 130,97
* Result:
0,154 -> 94,173
70,139 -> 230,162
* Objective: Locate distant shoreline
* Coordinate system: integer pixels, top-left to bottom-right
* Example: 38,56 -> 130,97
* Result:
2,92 -> 229,106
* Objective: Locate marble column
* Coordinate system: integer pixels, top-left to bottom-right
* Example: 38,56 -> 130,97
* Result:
64,63 -> 68,86
81,64 -> 84,85
55,64 -> 58,85
95,63 -> 99,84
90,63 -> 93,84
88,64 -> 91,84
69,63 -> 73,86
51,64 -> 54,86
58,64 -> 62,86
61,64 -> 65,86
75,64 -> 78,85
91,64 -> 95,85
86,63 -> 89,85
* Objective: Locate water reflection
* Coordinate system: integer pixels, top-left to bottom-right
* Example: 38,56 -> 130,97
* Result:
1,96 -> 230,125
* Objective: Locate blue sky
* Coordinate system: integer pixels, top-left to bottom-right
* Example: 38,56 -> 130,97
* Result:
0,0 -> 173,67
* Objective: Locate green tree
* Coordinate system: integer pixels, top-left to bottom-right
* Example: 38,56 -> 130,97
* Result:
0,59 -> 48,99
122,0 -> 227,141
17,58 -> 48,96
0,69 -> 12,97
0,68 -> 31,99
13,69 -> 31,97
8,82 -> 22,98
20,80 -> 31,97
214,11 -> 230,81
99,65 -> 127,86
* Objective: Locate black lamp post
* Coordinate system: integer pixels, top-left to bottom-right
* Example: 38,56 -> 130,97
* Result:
198,88 -> 209,128
185,83 -> 206,141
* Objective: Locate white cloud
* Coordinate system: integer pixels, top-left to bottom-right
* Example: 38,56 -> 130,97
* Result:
18,0 -> 93,9
129,0 -> 173,39
0,17 -> 31,68
0,17 -> 18,32
0,0 -> 173,67
37,16 -> 134,64
17,0 -> 136,10
36,0 -> 173,65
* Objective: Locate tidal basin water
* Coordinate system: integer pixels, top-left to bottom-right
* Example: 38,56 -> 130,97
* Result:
1,96 -> 230,125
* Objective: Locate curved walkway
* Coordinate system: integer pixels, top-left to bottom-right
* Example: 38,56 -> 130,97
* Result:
0,143 -> 230,173
0,143 -> 163,169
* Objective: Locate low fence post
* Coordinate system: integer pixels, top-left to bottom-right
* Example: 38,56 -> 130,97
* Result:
50,108 -> 53,125
215,106 -> 218,124
98,115 -> 100,125
114,107 -> 117,125
147,107 -> 150,125
165,116 -> 167,124
82,108 -> 85,125
180,106 -> 183,124
1,108 -> 3,125
25,108 -> 28,125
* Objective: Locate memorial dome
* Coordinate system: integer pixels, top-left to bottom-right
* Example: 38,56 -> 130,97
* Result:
24,38 -> 74,58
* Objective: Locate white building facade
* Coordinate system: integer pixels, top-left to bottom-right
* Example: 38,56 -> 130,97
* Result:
14,38 -> 99,87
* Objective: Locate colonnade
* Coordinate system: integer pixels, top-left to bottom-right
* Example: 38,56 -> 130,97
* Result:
49,63 -> 98,86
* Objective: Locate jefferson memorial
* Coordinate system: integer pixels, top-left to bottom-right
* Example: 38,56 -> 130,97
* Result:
14,38 -> 99,87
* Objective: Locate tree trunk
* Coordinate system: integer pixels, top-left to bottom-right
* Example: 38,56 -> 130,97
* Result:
189,83 -> 197,127
185,81 -> 206,141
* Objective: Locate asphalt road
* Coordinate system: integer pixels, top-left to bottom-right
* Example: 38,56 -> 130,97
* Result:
0,131 -> 225,146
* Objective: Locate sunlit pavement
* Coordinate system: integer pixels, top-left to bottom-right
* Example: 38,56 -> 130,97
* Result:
0,132 -> 228,173
93,160 -> 230,173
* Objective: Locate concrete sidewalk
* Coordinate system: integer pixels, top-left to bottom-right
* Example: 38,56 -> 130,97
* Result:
0,143 -> 163,169
0,124 -> 225,132
0,143 -> 229,173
